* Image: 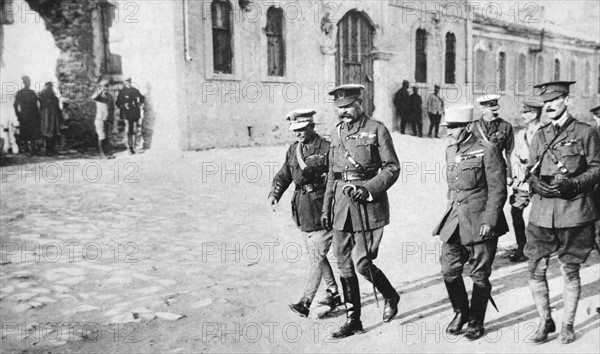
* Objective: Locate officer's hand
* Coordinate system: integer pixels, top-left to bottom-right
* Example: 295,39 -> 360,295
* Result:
268,196 -> 278,212
529,175 -> 557,198
320,211 -> 332,230
350,186 -> 370,203
507,176 -> 514,187
300,167 -> 318,184
479,224 -> 494,239
551,178 -> 579,199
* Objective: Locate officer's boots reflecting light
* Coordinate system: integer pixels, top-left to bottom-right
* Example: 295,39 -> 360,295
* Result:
369,268 -> 400,323
464,284 -> 491,340
332,276 -> 364,339
526,279 -> 555,344
444,277 -> 470,335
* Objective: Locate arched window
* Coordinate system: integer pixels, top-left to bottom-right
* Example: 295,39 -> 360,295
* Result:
584,60 -> 591,95
535,54 -> 544,83
570,59 -> 576,81
415,29 -> 427,83
445,32 -> 456,84
475,49 -> 486,89
211,0 -> 233,74
266,7 -> 285,76
497,51 -> 506,91
554,58 -> 561,81
517,53 -> 527,93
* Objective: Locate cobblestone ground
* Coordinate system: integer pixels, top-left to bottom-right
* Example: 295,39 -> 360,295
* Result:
1,135 -> 598,353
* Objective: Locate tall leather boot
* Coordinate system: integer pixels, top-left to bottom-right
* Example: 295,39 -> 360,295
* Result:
331,276 -> 364,338
525,279 -> 555,344
464,284 -> 491,340
444,277 -> 470,334
560,277 -> 580,344
370,268 -> 400,322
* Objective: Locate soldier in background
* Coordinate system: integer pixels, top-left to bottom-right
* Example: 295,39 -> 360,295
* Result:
393,80 -> 410,134
409,86 -> 423,137
508,99 -> 545,262
116,75 -> 144,154
268,109 -> 341,318
426,84 -> 444,138
39,82 -> 62,156
432,105 -> 508,341
13,75 -> 40,156
322,84 -> 400,338
91,79 -> 115,159
591,104 -> 600,241
472,95 -> 515,186
525,81 -> 600,344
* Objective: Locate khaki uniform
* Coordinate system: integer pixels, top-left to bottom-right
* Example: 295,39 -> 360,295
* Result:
526,115 -> 600,263
471,118 -> 515,159
433,133 -> 508,284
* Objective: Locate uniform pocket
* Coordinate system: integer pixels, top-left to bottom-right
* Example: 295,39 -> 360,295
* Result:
557,142 -> 586,174
458,158 -> 483,189
355,137 -> 379,166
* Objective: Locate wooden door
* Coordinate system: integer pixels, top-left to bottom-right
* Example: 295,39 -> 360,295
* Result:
336,11 -> 374,115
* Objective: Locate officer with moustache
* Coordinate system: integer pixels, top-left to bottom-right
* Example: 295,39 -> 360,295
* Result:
472,94 -> 515,186
432,105 -> 508,341
322,84 -> 400,339
525,81 -> 600,344
268,109 -> 341,318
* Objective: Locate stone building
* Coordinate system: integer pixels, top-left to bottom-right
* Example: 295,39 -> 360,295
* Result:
2,0 -> 599,151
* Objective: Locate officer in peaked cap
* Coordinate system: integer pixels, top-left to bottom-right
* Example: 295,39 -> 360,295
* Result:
524,80 -> 600,343
508,98 -> 546,262
432,105 -> 508,340
472,94 -> 515,186
116,74 -> 145,154
268,109 -> 341,318
322,84 -> 401,338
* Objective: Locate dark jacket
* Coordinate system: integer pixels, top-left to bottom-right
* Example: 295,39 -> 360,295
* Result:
393,87 -> 410,117
432,132 -> 509,245
324,114 -> 400,231
409,93 -> 423,122
471,118 -> 515,156
116,86 -> 145,121
269,135 -> 330,232
527,114 -> 600,228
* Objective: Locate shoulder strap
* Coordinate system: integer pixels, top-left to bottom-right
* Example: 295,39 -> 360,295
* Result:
295,143 -> 308,170
475,121 -> 490,143
527,118 -> 576,178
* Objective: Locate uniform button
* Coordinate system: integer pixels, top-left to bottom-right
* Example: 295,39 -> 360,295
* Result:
457,202 -> 461,206
345,166 -> 349,169
456,189 -> 460,193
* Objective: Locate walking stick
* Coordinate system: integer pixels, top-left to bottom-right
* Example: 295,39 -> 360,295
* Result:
342,184 -> 380,309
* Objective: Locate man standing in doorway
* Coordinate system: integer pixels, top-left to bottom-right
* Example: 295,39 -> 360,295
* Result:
117,75 -> 145,154
13,75 -> 41,156
409,86 -> 423,137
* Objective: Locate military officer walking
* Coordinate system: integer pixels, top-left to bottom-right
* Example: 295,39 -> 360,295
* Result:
268,109 -> 341,318
508,99 -> 545,262
322,84 -> 400,338
472,94 -> 515,186
432,105 -> 508,340
525,81 -> 600,344
591,104 -> 600,241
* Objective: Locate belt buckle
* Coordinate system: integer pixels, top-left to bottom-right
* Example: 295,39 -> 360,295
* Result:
304,184 -> 314,192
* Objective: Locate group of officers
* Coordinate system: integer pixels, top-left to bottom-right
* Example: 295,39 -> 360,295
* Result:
268,80 -> 600,343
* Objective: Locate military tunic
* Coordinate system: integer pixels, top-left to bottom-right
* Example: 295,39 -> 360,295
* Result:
525,115 -> 600,263
471,118 -> 515,159
270,135 -> 330,232
324,114 -> 400,232
13,88 -> 41,141
116,86 -> 145,121
433,132 -> 508,285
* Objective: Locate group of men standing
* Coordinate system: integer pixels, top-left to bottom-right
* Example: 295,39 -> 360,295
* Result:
393,80 -> 445,138
270,80 -> 600,344
3,74 -> 152,159
90,75 -> 146,158
10,76 -> 62,156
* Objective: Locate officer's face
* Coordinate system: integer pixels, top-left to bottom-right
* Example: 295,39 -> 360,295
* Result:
101,85 -> 109,94
544,95 -> 569,120
447,125 -> 467,144
124,80 -> 132,88
294,125 -> 315,144
336,101 -> 361,123
521,111 -> 537,124
481,107 -> 495,121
